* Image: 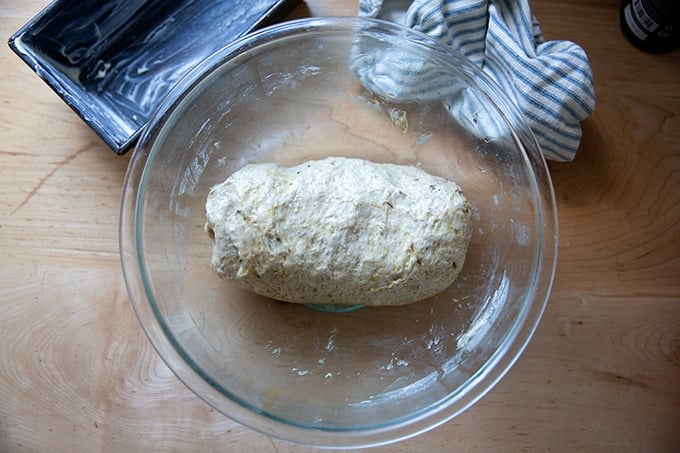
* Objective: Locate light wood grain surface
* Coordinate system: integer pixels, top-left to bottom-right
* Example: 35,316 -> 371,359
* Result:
1,0 -> 679,451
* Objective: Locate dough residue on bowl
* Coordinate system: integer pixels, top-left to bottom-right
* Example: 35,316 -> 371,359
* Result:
205,156 -> 472,306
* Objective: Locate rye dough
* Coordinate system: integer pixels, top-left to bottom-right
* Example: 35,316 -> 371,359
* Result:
205,157 -> 472,306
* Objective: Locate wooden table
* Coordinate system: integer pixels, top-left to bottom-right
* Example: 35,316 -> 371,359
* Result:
2,1 -> 679,451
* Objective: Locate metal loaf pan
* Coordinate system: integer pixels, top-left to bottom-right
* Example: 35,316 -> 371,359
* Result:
9,0 -> 302,154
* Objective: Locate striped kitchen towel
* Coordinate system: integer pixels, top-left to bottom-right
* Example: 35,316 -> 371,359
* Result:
358,0 -> 596,162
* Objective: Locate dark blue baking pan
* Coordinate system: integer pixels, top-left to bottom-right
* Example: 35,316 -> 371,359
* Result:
8,0 -> 302,154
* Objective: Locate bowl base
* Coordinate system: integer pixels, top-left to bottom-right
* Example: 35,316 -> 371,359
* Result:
305,303 -> 365,313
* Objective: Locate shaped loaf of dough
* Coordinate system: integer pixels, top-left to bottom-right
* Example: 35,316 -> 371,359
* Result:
205,157 -> 472,306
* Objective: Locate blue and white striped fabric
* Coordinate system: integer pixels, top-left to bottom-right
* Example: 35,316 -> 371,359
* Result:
357,0 -> 595,161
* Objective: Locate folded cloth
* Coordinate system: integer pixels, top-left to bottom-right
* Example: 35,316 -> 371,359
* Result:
357,0 -> 596,162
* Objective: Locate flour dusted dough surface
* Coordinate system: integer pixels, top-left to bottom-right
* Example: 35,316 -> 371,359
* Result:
205,157 -> 472,306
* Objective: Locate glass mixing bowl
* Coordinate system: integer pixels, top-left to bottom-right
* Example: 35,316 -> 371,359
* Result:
120,17 -> 557,448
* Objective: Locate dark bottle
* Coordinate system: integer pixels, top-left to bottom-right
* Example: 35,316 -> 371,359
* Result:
619,0 -> 680,53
